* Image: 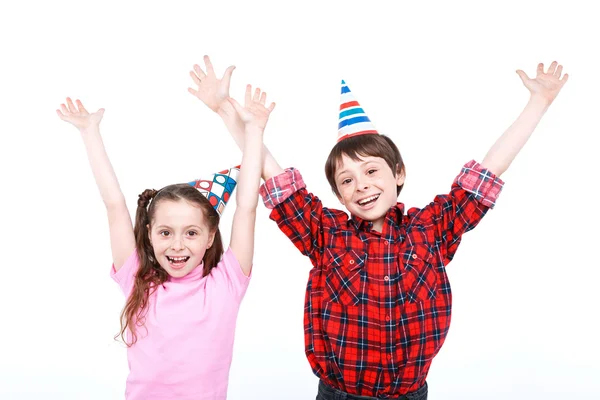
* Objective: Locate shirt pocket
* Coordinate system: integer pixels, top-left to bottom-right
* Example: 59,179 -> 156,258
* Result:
399,245 -> 438,303
323,247 -> 367,307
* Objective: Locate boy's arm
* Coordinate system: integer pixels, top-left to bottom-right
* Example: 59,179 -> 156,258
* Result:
481,61 -> 568,177
188,55 -> 283,180
259,169 -> 330,267
57,98 -> 135,270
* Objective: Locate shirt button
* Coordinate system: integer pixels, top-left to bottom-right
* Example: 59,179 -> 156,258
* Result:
385,241 -> 389,245
412,254 -> 418,259
384,276 -> 389,282
349,260 -> 354,265
385,315 -> 390,321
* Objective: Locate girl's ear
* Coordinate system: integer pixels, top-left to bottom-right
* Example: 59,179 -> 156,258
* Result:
207,231 -> 216,249
147,224 -> 152,245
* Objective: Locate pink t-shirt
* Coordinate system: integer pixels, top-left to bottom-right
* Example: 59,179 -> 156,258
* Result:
111,248 -> 250,400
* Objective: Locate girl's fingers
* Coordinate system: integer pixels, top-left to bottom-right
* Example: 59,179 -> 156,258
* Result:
66,97 -> 77,113
547,61 -> 558,75
204,55 -> 215,76
244,85 -> 252,106
193,64 -> 206,80
61,103 -> 69,114
190,70 -> 201,86
253,88 -> 261,102
56,109 -> 65,118
259,92 -> 267,105
536,63 -> 544,77
267,102 -> 276,113
554,64 -> 563,78
188,87 -> 198,96
76,99 -> 88,114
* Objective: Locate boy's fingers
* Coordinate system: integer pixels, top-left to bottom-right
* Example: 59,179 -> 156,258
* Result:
61,103 -> 69,114
188,87 -> 198,96
259,92 -> 267,104
267,102 -> 276,113
536,63 -> 544,76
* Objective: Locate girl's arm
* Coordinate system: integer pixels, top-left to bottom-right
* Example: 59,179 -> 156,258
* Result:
226,87 -> 276,276
188,55 -> 284,180
57,98 -> 135,270
481,61 -> 569,177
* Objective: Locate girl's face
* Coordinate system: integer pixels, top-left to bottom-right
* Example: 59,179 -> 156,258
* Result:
148,199 -> 215,278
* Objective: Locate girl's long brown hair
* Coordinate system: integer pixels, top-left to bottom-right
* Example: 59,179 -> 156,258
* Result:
116,184 -> 223,346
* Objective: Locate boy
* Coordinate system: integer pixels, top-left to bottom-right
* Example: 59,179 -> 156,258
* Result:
189,57 -> 568,399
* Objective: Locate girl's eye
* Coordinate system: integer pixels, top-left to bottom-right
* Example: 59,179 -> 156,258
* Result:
368,169 -> 377,174
160,231 -> 170,237
187,231 -> 198,236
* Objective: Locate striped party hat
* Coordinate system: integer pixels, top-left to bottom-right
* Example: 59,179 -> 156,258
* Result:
188,165 -> 240,216
337,80 -> 379,142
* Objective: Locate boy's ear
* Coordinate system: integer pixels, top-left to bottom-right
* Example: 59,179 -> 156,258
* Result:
395,164 -> 406,186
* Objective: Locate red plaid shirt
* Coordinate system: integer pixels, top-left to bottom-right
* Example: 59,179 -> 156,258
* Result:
259,160 -> 504,397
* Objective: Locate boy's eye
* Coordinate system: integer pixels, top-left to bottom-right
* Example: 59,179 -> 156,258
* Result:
342,179 -> 351,185
367,169 -> 377,174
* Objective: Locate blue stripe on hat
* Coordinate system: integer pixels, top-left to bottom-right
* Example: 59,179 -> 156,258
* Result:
340,107 -> 365,119
341,85 -> 351,94
338,115 -> 372,129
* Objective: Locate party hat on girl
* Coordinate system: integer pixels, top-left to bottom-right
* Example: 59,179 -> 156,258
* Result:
188,165 -> 240,216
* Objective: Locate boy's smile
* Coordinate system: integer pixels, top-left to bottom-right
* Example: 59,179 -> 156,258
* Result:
335,154 -> 405,232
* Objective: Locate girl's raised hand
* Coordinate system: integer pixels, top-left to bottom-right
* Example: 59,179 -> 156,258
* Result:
516,61 -> 569,105
56,98 -> 105,131
188,55 -> 236,113
227,85 -> 275,131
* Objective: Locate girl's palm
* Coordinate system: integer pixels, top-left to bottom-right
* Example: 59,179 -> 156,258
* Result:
56,98 -> 104,130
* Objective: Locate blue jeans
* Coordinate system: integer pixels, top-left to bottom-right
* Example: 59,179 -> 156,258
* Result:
316,380 -> 428,400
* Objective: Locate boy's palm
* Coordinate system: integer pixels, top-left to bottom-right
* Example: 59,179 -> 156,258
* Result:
517,61 -> 568,104
188,55 -> 235,113
56,98 -> 104,130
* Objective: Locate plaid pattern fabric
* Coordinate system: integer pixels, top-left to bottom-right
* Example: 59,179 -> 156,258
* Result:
259,160 -> 504,397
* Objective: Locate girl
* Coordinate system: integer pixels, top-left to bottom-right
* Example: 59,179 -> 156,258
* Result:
56,88 -> 275,399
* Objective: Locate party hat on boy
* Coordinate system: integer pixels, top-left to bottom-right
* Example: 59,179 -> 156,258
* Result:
188,165 -> 240,216
337,80 -> 379,142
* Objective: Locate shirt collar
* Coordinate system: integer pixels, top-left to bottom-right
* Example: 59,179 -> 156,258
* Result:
348,203 -> 405,233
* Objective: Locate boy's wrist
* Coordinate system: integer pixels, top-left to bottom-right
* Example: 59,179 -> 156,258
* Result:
528,94 -> 552,109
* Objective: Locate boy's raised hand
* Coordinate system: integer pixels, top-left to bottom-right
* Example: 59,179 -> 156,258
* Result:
188,55 -> 236,113
56,98 -> 104,130
227,85 -> 276,131
516,61 -> 569,105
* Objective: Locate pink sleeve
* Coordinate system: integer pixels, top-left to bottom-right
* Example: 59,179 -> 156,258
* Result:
110,251 -> 139,297
210,247 -> 251,300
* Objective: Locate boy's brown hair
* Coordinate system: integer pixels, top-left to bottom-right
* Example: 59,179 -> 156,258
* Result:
325,134 -> 406,198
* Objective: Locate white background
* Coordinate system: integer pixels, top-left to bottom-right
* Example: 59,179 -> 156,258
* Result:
0,0 -> 598,399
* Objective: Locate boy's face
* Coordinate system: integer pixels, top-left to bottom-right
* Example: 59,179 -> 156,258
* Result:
334,154 -> 405,232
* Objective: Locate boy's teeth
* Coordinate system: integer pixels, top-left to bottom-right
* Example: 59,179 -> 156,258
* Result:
358,195 -> 379,205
